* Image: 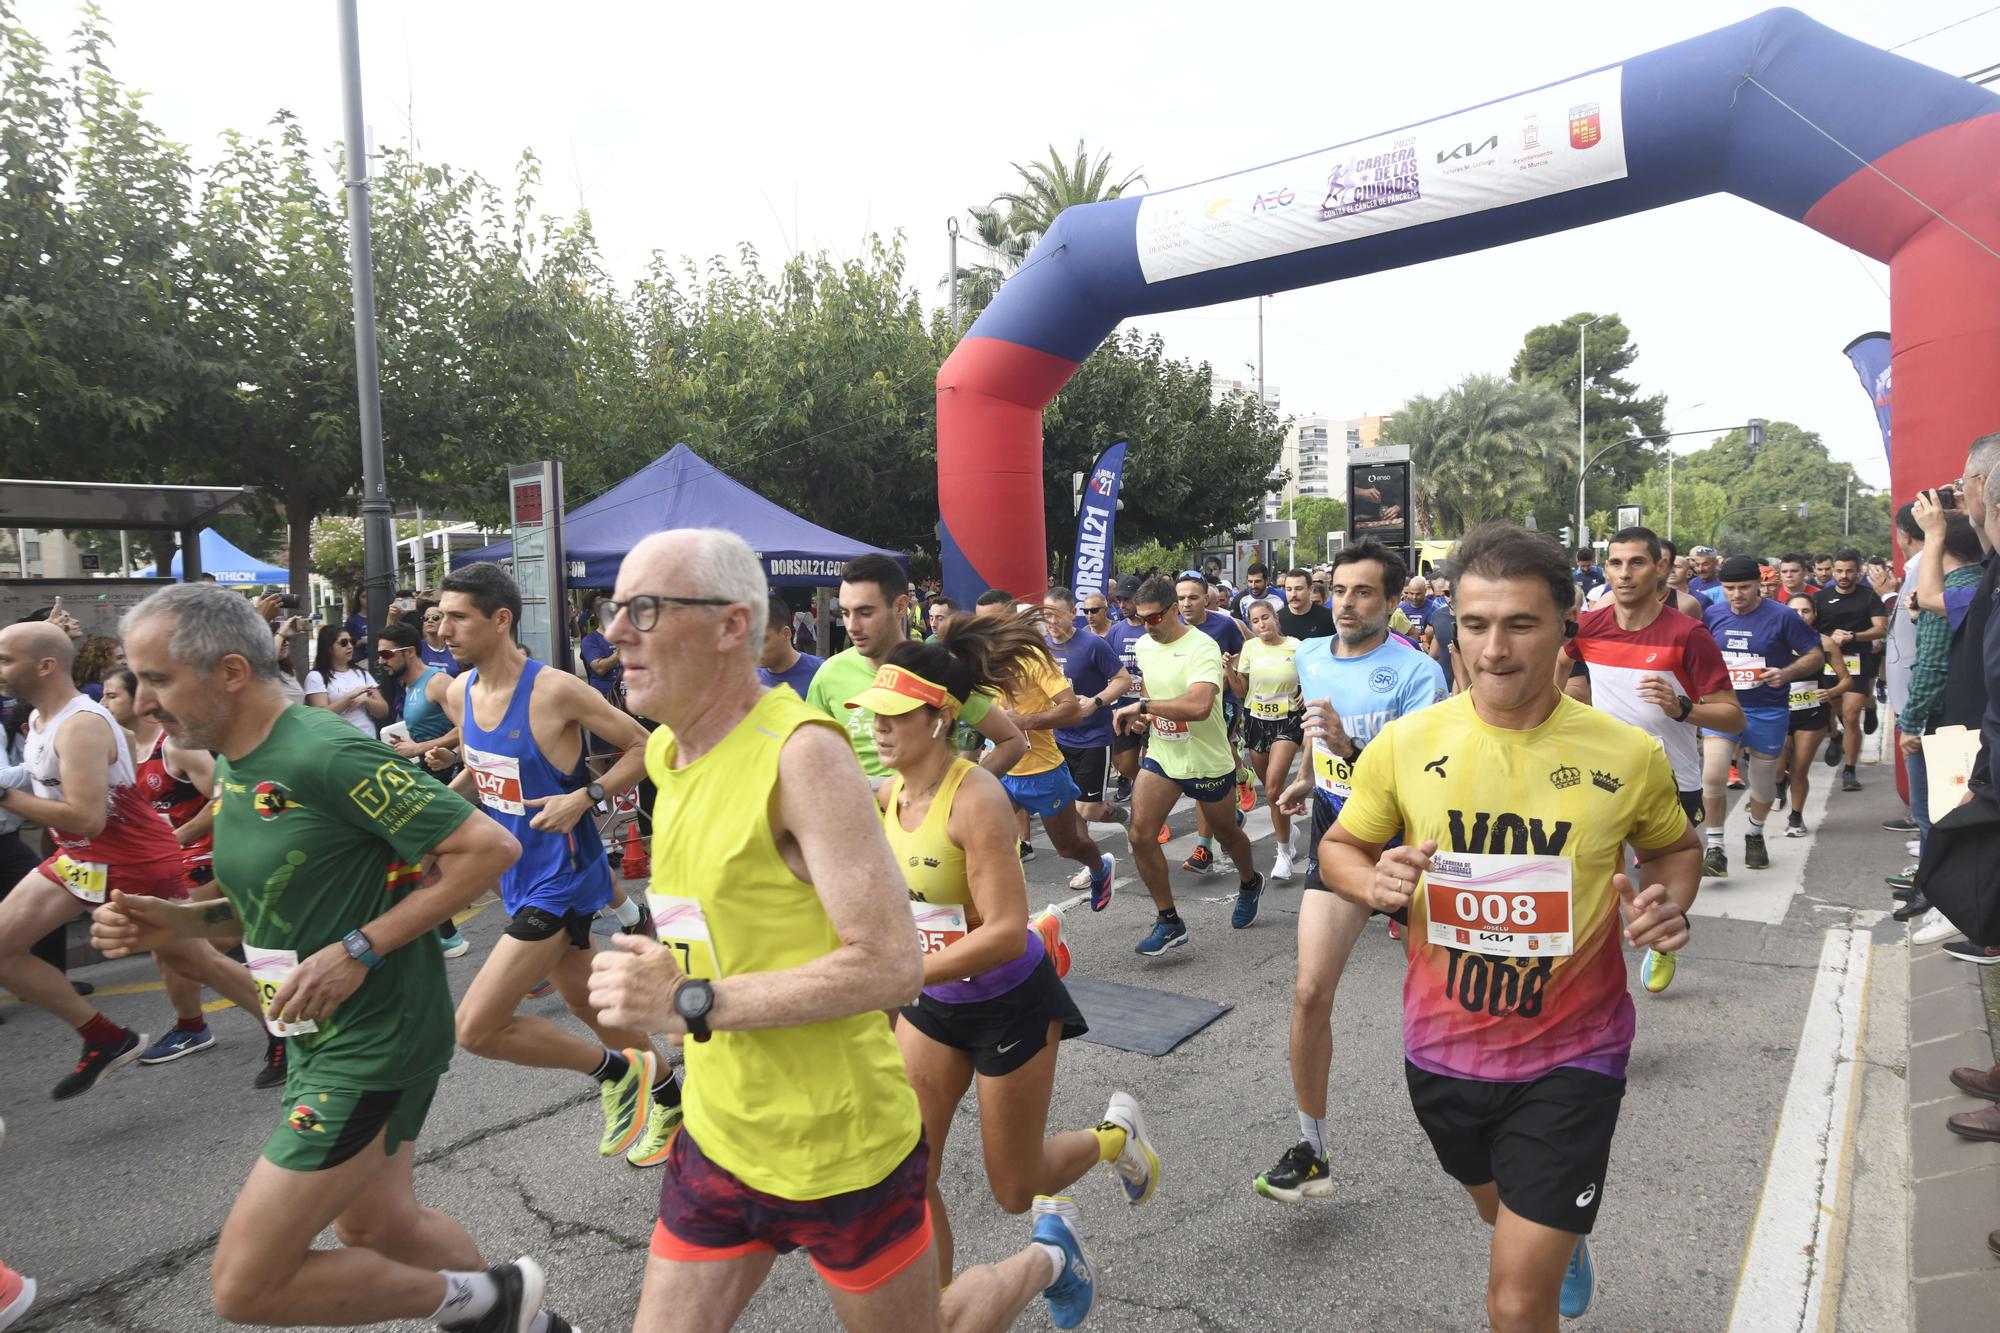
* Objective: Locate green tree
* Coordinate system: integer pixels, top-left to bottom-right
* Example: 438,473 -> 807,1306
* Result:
1386,374 -> 1572,537
949,141 -> 1143,324
1511,312 -> 1667,533
1624,421 -> 1889,556
1278,494 -> 1349,564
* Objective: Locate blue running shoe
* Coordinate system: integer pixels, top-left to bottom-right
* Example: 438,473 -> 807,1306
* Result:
1135,917 -> 1188,957
1231,872 -> 1265,929
1031,1196 -> 1094,1329
1560,1236 -> 1594,1318
139,1026 -> 216,1065
1088,854 -> 1115,912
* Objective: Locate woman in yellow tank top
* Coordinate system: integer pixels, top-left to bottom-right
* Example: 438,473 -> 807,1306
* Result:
1222,600 -> 1305,882
846,610 -> 1163,1282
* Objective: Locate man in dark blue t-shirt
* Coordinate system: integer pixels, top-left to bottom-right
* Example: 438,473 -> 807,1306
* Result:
1043,587 -> 1131,827
757,594 -> 823,699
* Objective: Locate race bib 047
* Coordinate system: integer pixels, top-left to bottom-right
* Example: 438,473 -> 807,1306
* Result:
1423,853 -> 1573,958
647,893 -> 721,980
461,746 -> 526,817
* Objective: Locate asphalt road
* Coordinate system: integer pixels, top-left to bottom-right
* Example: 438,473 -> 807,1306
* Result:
0,759 -> 1915,1332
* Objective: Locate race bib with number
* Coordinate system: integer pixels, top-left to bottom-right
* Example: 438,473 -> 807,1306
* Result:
1250,691 -> 1293,721
244,945 -> 318,1037
50,854 -> 109,904
1843,653 -> 1862,677
910,902 -> 968,956
1722,652 -> 1767,690
1424,853 -> 1573,958
1149,714 -> 1190,742
461,746 -> 526,816
1312,747 -> 1353,800
1788,681 -> 1823,712
647,893 -> 721,980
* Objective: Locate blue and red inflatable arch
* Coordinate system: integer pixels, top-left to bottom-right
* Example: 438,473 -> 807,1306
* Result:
937,7 -> 2000,601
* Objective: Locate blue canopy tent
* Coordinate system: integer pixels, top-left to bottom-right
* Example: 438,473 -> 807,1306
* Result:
134,528 -> 288,585
452,444 -> 907,588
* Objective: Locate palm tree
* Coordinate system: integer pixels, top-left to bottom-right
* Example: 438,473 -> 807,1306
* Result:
943,140 -> 1144,322
1388,374 -> 1574,537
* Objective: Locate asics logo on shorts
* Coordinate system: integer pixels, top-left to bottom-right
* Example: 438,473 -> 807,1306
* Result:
1575,1184 -> 1596,1208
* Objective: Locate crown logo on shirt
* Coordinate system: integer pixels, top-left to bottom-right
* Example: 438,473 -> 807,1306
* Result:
1549,765 -> 1581,790
1591,770 -> 1623,793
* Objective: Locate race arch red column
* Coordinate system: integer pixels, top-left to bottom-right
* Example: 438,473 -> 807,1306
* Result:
936,6 -> 2000,604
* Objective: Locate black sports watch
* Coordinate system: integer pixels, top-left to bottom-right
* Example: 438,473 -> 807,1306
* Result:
1136,698 -> 1152,716
585,781 -> 607,804
674,978 -> 715,1042
1675,694 -> 1694,722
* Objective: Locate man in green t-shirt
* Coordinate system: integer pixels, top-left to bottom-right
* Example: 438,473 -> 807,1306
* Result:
1112,576 -> 1265,958
804,554 -> 1027,780
92,585 -> 573,1333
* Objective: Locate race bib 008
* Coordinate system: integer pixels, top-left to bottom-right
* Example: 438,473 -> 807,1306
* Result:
1424,853 -> 1573,958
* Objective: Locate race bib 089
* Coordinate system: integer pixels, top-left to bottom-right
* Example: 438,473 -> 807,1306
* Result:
647,893 -> 720,980
1423,853 -> 1573,958
1149,715 -> 1189,742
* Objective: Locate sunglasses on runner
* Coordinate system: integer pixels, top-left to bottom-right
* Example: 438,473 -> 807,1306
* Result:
600,593 -> 733,632
1134,609 -> 1169,626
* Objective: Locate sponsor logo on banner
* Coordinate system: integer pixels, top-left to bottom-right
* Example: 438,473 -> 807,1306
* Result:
1134,66 -> 1627,284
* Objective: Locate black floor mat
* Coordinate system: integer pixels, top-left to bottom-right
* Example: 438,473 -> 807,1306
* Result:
1064,976 -> 1232,1056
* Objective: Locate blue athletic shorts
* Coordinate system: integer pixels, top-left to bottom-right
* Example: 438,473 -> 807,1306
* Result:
1702,706 -> 1789,757
1139,756 -> 1233,805
1000,765 -> 1081,818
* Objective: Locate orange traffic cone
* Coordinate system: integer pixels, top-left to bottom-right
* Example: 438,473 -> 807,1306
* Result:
620,821 -> 649,881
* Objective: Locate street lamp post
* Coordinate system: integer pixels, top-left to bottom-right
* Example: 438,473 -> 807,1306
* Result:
1661,400 -> 1706,544
1568,314 -> 1607,547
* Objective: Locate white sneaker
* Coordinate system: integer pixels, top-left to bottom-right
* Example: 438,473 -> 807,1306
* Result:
1099,1091 -> 1160,1206
1271,845 -> 1296,882
1068,866 -> 1093,891
1905,839 -> 1922,857
1912,908 -> 1965,946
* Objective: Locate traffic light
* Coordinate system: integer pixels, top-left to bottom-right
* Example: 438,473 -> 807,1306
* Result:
1747,418 -> 1767,447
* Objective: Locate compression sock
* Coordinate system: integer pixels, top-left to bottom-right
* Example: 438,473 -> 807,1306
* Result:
1704,826 -> 1725,849
589,1049 -> 632,1085
1091,1123 -> 1127,1164
433,1270 -> 498,1326
1299,1111 -> 1327,1156
613,895 -> 643,930
77,1014 -> 125,1048
177,1015 -> 207,1035
1747,812 -> 1766,832
653,1064 -> 681,1106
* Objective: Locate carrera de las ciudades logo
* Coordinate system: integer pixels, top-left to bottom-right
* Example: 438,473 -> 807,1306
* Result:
1319,138 -> 1421,222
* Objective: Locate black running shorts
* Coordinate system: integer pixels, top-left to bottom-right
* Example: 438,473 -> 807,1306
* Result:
505,906 -> 597,949
1404,1060 -> 1625,1234
1059,742 -> 1111,804
899,954 -> 1087,1078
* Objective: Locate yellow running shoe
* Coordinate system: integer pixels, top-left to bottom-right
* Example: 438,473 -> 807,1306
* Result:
625,1092 -> 683,1168
1641,948 -> 1677,995
597,1047 -> 655,1157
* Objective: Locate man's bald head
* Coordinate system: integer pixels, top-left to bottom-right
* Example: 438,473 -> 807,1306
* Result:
0,619 -> 77,703
3,620 -> 74,670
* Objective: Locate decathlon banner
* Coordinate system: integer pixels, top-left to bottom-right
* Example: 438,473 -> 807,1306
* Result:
1842,332 -> 1892,468
1071,441 -> 1127,606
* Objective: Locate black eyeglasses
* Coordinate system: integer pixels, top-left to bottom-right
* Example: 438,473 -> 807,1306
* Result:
1134,609 -> 1169,626
600,593 -> 733,632
335,637 -> 353,645
1082,604 -> 1108,615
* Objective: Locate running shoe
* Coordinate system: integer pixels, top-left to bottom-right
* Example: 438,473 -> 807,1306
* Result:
1237,775 -> 1256,813
139,1026 -> 216,1065
1743,832 -> 1769,870
525,979 -> 556,1000
1906,839 -> 1923,857
597,1048 -> 655,1157
1387,917 -> 1403,941
1031,1196 -> 1095,1330
1182,845 -> 1215,874
254,1036 -> 287,1090
1774,783 -> 1787,810
1941,939 -> 2000,965
51,1029 -> 144,1101
1823,735 -> 1842,767
1726,765 -> 1744,790
1560,1237 -> 1595,1319
1099,1091 -> 1159,1205
1112,774 -> 1131,804
1911,909 -> 1964,947
1271,844 -> 1296,883
1842,767 -> 1863,792
1032,908 -> 1072,978
1019,839 -> 1038,863
1864,703 -> 1878,735
1156,820 -> 1171,845
1701,845 -> 1728,878
438,1255 -> 545,1333
1087,854 -> 1115,912
1784,811 -> 1806,838
1231,872 -> 1265,929
1253,1141 -> 1332,1203
1068,865 -> 1093,891
0,1261 -> 35,1333
439,927 -> 471,960
1884,870 -> 1916,891
1882,815 -> 1918,833
1135,917 -> 1188,957
625,1093 -> 684,1168
1641,949 -> 1677,994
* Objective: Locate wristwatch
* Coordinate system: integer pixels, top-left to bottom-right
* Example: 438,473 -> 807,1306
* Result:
341,929 -> 385,970
585,781 -> 607,805
1675,694 -> 1694,721
674,978 -> 715,1042
1136,698 -> 1152,716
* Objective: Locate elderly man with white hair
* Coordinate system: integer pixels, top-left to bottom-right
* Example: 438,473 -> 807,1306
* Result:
589,527 -> 1102,1333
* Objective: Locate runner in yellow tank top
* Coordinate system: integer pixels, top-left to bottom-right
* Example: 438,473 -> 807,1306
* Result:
855,612 -> 1162,1286
1223,602 -> 1305,881
584,529 -> 1107,1331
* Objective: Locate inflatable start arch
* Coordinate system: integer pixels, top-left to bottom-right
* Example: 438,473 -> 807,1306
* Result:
936,7 -> 2000,601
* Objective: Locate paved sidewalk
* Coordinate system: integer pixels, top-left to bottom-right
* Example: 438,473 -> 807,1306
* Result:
1906,937 -> 2000,1327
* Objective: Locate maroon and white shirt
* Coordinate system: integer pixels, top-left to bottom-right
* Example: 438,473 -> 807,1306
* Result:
1565,604 -> 1731,791
26,694 -> 183,867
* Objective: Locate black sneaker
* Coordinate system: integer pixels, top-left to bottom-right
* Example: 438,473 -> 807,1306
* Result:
1018,840 -> 1038,863
1823,736 -> 1842,767
253,1036 -> 287,1091
1841,767 -> 1863,792
51,1028 -> 145,1100
1864,703 -> 1878,735
1941,939 -> 2000,966
1882,816 -> 1919,833
1744,832 -> 1770,870
1784,811 -> 1806,838
1112,774 -> 1132,804
1702,845 -> 1728,878
1253,1140 -> 1333,1203
439,1256 -> 546,1333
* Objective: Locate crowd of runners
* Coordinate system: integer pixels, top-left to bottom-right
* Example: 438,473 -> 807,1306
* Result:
0,455 -> 1976,1331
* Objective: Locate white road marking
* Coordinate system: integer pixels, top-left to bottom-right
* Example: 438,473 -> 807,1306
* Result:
1726,925 -> 1871,1332
1688,771 -> 1834,925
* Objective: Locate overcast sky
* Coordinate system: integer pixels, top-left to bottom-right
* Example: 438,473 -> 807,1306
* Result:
26,0 -> 1998,493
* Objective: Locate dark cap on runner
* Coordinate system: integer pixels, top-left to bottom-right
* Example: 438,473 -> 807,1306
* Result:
1718,555 -> 1763,583
1115,574 -> 1144,599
